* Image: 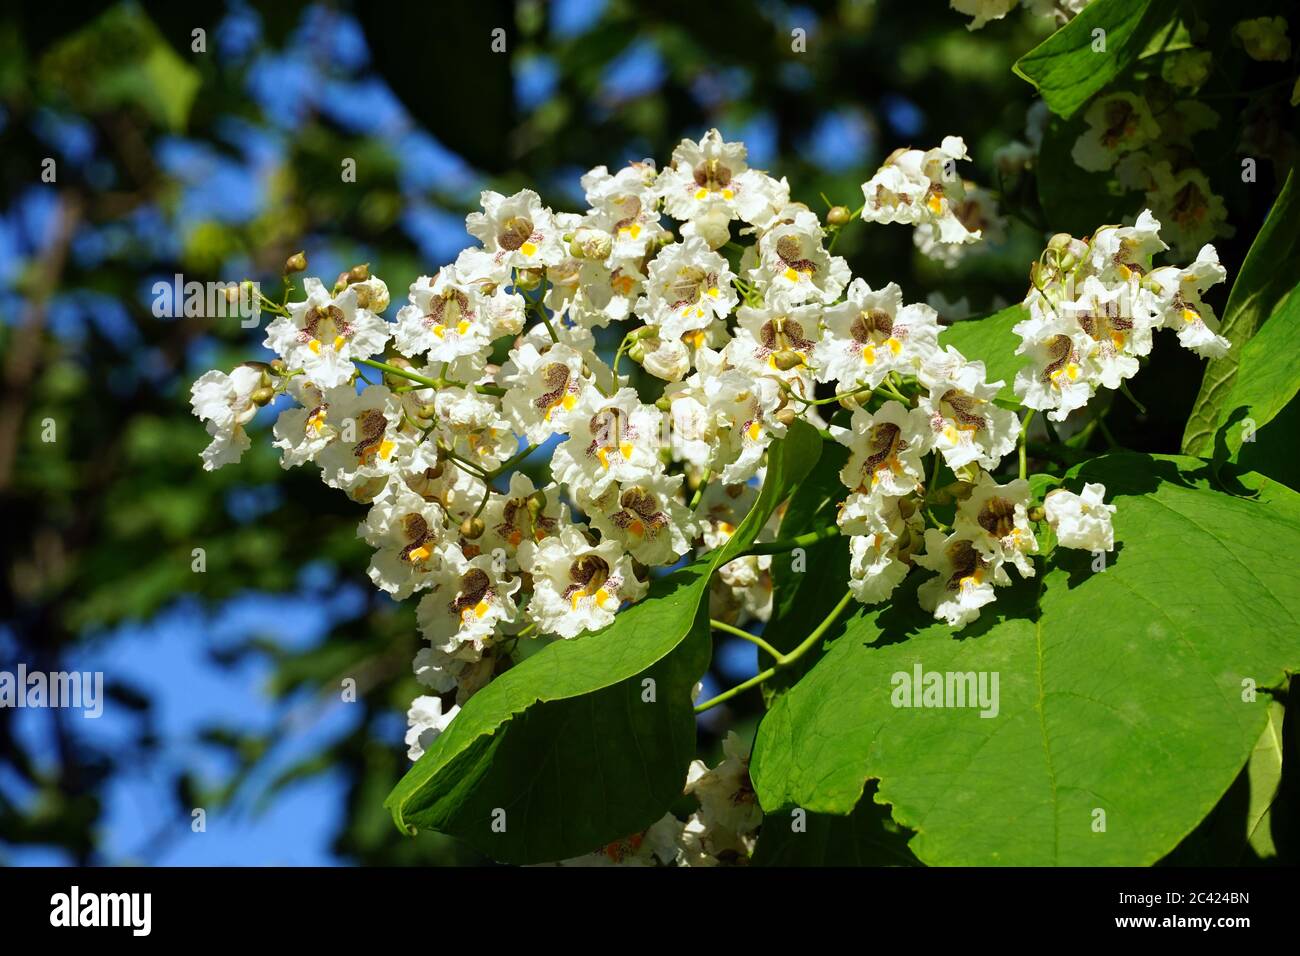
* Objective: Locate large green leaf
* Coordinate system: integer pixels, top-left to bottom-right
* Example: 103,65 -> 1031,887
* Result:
939,304 -> 1029,403
1209,284 -> 1300,463
1184,166 -> 1300,456
751,452 -> 1300,865
751,786 -> 919,867
1012,0 -> 1179,118
385,421 -> 822,863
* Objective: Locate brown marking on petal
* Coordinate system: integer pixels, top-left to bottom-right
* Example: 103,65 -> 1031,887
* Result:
776,235 -> 817,275
862,421 -> 906,479
1040,334 -> 1074,385
693,158 -> 732,191
561,554 -> 610,602
977,497 -> 1017,539
352,408 -> 389,461
939,389 -> 986,431
498,215 -> 535,252
945,540 -> 983,591
532,362 -> 572,412
1101,98 -> 1137,149
448,567 -> 493,616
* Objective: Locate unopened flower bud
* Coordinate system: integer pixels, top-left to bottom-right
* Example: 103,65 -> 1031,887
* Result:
251,386 -> 276,407
826,205 -> 851,226
775,407 -> 797,427
514,268 -> 544,291
347,263 -> 370,284
269,359 -> 287,375
284,251 -> 308,274
897,496 -> 918,519
655,395 -> 672,412
415,402 -> 437,420
570,227 -> 613,261
628,342 -> 647,364
460,516 -> 486,539
772,349 -> 804,371
1028,505 -> 1046,522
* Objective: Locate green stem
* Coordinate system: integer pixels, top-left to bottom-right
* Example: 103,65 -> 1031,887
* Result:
487,442 -> 538,479
1118,381 -> 1147,416
354,358 -> 506,397
709,619 -> 783,662
745,525 -> 839,556
695,591 -> 854,713
1018,408 -> 1035,481
688,467 -> 711,510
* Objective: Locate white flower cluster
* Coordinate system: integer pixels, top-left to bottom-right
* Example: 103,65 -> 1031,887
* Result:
190,129 -> 1225,757
1014,210 -> 1230,422
859,136 -> 1006,267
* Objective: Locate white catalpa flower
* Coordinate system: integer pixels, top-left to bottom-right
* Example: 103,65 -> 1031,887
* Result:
583,472 -> 696,567
551,388 -> 664,500
913,183 -> 1005,268
815,279 -> 940,389
416,543 -> 522,657
499,340 -> 593,444
861,137 -> 981,246
657,129 -> 776,227
1061,275 -> 1155,390
263,278 -> 391,388
1012,310 -> 1097,421
836,401 -> 930,498
725,302 -> 822,381
581,160 -> 667,262
750,216 -> 850,306
315,384 -> 413,496
1045,483 -> 1116,551
1070,93 -> 1161,172
466,188 -> 565,269
846,508 -> 911,606
666,349 -> 786,484
359,481 -> 448,599
915,528 -> 1005,628
1147,245 -> 1231,358
637,236 -> 738,342
271,377 -> 340,469
519,526 -> 647,639
190,365 -> 264,471
393,268 -> 493,364
919,352 -> 1019,470
685,732 -> 762,837
404,695 -> 460,761
1088,210 -> 1168,286
954,473 -> 1038,579
479,472 -> 567,564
